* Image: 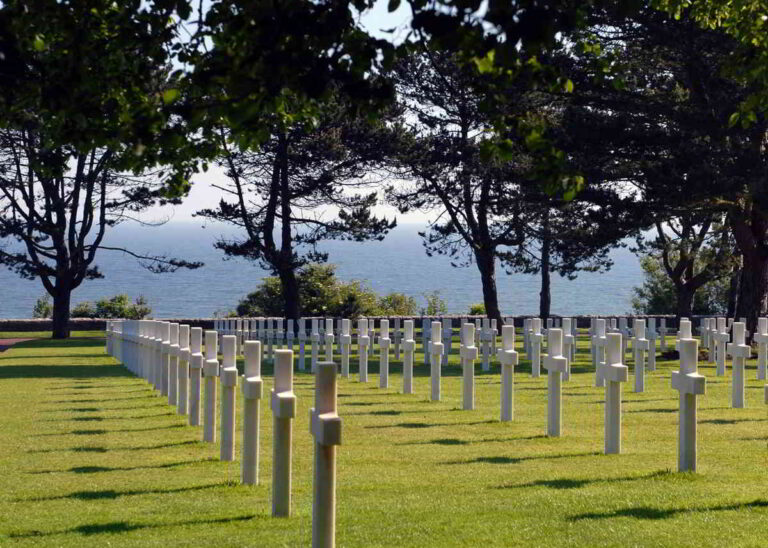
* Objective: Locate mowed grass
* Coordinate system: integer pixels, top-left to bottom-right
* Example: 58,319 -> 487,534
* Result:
1,333 -> 768,547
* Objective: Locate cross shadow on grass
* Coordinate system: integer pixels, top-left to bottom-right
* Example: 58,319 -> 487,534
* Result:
0,364 -> 131,379
498,469 -> 674,490
34,423 -> 185,437
443,451 -> 601,465
29,458 -> 215,475
19,482 -> 229,502
399,434 -> 547,446
568,499 -> 768,521
700,418 -> 767,425
366,419 -> 497,430
8,514 -> 257,538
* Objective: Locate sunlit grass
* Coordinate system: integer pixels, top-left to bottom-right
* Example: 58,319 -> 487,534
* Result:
1,332 -> 767,546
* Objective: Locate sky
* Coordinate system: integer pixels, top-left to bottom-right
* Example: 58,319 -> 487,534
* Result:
146,1 -> 423,226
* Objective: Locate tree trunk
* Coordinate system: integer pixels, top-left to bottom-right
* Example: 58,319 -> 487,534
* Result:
476,248 -> 502,325
727,267 -> 740,319
539,232 -> 551,320
735,253 -> 768,338
675,285 -> 694,320
278,267 -> 301,324
51,286 -> 72,339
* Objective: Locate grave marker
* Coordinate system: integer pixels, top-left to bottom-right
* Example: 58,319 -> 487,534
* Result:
242,341 -> 263,485
178,325 -> 190,415
379,319 -> 391,388
542,328 -> 568,437
601,333 -> 628,454
727,322 -> 750,408
671,338 -> 706,471
271,349 -> 296,517
562,318 -> 574,381
460,323 -> 478,410
340,319 -> 351,378
168,323 -> 180,407
358,318 -> 370,382
499,325 -> 518,422
403,320 -> 415,394
188,327 -> 203,426
530,318 -> 542,378
310,361 -> 342,548
430,321 -> 444,401
632,319 -> 649,393
754,318 -> 768,380
220,335 -> 238,461
203,330 -> 219,443
325,318 -> 335,363
714,317 -> 729,376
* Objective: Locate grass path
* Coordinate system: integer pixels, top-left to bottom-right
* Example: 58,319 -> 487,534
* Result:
1,334 -> 768,546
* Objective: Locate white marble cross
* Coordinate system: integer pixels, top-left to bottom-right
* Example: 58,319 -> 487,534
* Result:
402,320 -> 416,394
632,319 -> 649,393
754,318 -> 768,380
203,330 -> 219,443
530,318 -> 543,378
542,328 -> 568,437
600,332 -> 628,454
674,319 -> 692,351
713,317 -> 729,376
646,318 -> 658,371
593,319 -> 608,387
429,321 -> 444,401
442,318 -> 452,366
242,340 -> 263,485
271,349 -> 297,517
340,319 -> 351,378
499,325 -> 518,422
178,324 -> 190,415
298,318 -> 307,371
311,318 -> 320,373
481,318 -> 492,371
358,318 -> 369,382
460,323 -> 478,410
379,319 -> 391,388
188,327 -> 203,426
219,335 -> 238,462
727,322 -> 750,408
422,319 -> 430,366
659,318 -> 668,352
310,361 -> 342,548
393,318 -> 402,361
325,318 -> 335,363
562,318 -> 574,381
671,337 -> 706,471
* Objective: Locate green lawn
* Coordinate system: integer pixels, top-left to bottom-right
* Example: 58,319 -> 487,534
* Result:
1,333 -> 767,546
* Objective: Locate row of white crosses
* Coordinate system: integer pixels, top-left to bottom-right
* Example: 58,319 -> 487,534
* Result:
107,320 -> 342,548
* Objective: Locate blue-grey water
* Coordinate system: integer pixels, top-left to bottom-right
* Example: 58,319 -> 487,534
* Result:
0,222 -> 642,318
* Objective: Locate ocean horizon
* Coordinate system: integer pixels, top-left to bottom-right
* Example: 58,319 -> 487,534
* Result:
0,222 -> 643,319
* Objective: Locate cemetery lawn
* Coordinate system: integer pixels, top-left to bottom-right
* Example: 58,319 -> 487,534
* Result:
2,335 -> 767,547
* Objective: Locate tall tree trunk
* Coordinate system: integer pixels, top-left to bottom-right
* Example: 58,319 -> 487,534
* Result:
675,284 -> 694,320
727,267 -> 740,319
539,230 -> 551,320
476,248 -> 502,325
279,267 -> 301,323
735,252 -> 768,338
51,285 -> 72,339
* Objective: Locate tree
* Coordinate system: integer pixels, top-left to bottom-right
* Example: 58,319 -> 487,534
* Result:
197,98 -> 396,321
632,254 -> 729,316
0,1 -> 201,338
389,50 -> 631,323
561,5 -> 768,334
636,214 -> 737,319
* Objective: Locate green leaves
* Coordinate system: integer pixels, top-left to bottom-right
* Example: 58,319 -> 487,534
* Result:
162,88 -> 180,104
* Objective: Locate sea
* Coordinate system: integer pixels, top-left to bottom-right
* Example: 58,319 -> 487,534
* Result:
0,222 -> 643,318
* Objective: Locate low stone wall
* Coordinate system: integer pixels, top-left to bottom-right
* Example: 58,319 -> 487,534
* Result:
1,314 -> 687,333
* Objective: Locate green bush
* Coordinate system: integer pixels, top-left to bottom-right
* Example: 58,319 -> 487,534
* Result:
421,291 -> 447,316
32,295 -> 52,319
71,301 -> 96,318
468,303 -> 486,315
236,264 -> 381,318
70,294 -> 152,319
378,292 -> 419,315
